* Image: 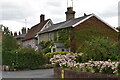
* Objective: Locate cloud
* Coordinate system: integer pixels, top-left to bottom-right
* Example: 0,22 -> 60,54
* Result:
1,0 -> 38,20
0,0 -> 119,32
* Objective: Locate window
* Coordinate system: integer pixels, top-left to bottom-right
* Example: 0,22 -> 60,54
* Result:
49,33 -> 52,41
53,48 -> 56,52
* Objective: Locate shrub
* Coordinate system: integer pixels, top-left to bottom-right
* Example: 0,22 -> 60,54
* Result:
2,48 -> 47,69
77,37 -> 118,62
50,53 -> 78,68
50,53 -> 120,75
46,52 -> 72,61
39,41 -> 54,53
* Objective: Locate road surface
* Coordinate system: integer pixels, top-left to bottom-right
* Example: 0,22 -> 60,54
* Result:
2,69 -> 55,80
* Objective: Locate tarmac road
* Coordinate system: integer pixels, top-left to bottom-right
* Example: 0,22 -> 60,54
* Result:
2,69 -> 56,80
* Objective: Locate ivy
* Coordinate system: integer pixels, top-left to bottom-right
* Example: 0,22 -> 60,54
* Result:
53,28 -> 70,47
54,31 -> 57,41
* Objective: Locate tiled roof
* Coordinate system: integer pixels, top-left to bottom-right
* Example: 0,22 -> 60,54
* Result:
23,19 -> 50,41
15,34 -> 26,39
40,14 -> 92,34
54,42 -> 66,48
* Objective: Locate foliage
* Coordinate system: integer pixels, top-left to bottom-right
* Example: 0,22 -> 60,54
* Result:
54,31 -> 57,41
39,41 -> 54,53
54,28 -> 70,47
116,27 -> 120,31
3,27 -> 10,35
31,64 -> 54,70
2,48 -> 47,69
71,26 -> 118,52
50,53 -> 78,68
77,37 -> 119,62
2,26 -> 18,55
50,53 -> 120,75
118,27 -> 120,54
2,35 -> 18,52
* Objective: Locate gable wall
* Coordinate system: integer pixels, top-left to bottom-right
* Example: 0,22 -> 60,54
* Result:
22,39 -> 37,48
71,16 -> 118,52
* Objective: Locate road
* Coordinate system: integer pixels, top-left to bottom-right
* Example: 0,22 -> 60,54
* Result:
2,69 -> 55,80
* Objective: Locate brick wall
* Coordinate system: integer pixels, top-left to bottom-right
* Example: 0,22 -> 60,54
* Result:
70,16 -> 118,52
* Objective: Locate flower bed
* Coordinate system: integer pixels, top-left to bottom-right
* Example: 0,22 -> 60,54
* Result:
50,53 -> 120,76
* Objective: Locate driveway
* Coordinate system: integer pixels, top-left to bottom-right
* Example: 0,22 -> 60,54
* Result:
2,69 -> 55,79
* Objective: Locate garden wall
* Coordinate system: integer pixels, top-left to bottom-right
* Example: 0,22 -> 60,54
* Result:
54,68 -> 120,79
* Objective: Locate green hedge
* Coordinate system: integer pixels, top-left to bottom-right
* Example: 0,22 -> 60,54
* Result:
2,48 -> 47,69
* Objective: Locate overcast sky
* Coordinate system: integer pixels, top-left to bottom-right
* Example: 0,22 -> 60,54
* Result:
0,0 -> 120,33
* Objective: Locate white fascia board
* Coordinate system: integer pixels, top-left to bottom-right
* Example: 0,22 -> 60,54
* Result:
72,15 -> 93,27
37,19 -> 52,36
92,13 -> 119,32
40,19 -> 52,31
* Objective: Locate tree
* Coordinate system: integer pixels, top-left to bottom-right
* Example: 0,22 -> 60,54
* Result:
2,27 -> 18,52
77,37 -> 118,62
118,27 -> 120,54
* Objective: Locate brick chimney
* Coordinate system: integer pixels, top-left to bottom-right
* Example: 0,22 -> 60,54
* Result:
40,14 -> 45,22
21,27 -> 26,34
65,7 -> 75,21
14,32 -> 17,36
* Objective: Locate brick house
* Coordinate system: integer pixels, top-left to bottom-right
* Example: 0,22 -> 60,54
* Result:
22,14 -> 53,48
38,7 -> 118,52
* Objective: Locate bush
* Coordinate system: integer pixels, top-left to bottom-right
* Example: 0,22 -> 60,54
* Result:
77,37 -> 119,62
2,48 -> 47,69
39,41 -> 54,53
50,53 -> 120,75
46,52 -> 72,61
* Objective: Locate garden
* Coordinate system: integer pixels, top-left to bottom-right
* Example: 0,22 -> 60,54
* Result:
49,37 -> 120,78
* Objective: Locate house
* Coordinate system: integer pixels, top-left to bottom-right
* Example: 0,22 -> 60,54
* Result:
38,7 -> 118,52
22,14 -> 53,48
14,27 -> 27,47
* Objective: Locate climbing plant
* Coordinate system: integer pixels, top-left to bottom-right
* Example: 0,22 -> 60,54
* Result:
54,28 -> 70,47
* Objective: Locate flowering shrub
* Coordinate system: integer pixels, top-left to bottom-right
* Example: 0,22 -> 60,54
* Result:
50,53 -> 120,75
50,53 -> 78,68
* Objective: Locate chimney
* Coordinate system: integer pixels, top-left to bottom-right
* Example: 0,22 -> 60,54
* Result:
40,14 -> 45,22
21,27 -> 26,34
27,28 -> 30,32
19,31 -> 21,35
14,32 -> 17,36
65,7 -> 75,21
84,13 -> 87,16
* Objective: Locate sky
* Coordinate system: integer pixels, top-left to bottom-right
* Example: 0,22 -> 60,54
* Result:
0,0 -> 120,33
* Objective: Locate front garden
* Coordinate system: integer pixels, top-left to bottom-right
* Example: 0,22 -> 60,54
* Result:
49,37 -> 120,77
2,27 -> 120,79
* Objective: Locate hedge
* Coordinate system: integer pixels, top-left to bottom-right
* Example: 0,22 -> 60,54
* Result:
2,48 -> 47,69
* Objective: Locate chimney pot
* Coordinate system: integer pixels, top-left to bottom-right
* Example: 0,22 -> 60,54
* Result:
40,14 -> 45,22
14,32 -> 17,36
84,13 -> 87,16
21,27 -> 26,34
